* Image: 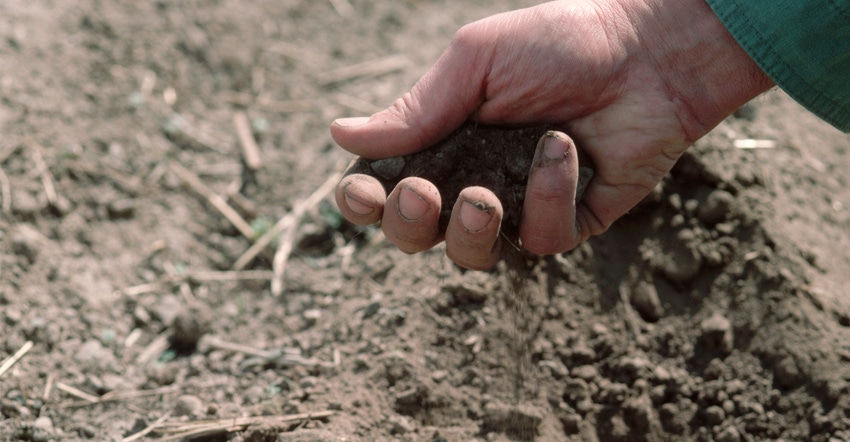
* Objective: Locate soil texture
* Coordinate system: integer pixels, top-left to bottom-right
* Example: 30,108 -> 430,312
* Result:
2,1 -> 850,441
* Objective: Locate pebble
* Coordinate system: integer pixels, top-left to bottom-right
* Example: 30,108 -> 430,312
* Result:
431,370 -> 449,383
659,402 -> 688,435
170,307 -> 210,353
661,245 -> 703,285
700,312 -> 733,353
388,414 -> 415,435
571,365 -> 598,381
32,416 -> 54,441
106,198 -> 136,219
560,412 -> 582,434
11,190 -> 41,218
563,378 -> 590,403
11,224 -> 44,265
704,405 -> 726,425
173,394 -> 204,417
480,402 -> 543,439
623,395 -> 652,433
698,189 -> 735,226
370,157 -> 406,180
629,281 -> 664,322
715,425 -> 741,442
773,356 -> 803,389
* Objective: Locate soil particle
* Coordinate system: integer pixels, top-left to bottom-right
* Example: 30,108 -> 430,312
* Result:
173,394 -> 205,418
628,280 -> 664,322
700,312 -> 734,354
697,189 -> 736,225
703,404 -> 726,425
480,402 -> 543,441
773,355 -> 804,389
347,122 -> 593,239
170,307 -> 211,353
11,224 -> 44,265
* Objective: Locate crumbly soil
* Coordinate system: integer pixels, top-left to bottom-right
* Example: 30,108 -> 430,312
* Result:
348,122 -> 551,237
2,1 -> 850,442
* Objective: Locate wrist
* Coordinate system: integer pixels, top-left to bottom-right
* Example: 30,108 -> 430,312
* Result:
619,0 -> 774,140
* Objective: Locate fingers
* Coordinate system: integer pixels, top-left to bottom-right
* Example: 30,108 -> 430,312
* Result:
335,174 -> 442,253
520,131 -> 585,254
445,187 -> 503,270
335,174 -> 386,226
382,177 -> 443,254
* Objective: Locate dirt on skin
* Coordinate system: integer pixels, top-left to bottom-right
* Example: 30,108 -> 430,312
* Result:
2,1 -> 850,442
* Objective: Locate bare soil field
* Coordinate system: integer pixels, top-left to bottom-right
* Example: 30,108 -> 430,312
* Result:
2,1 -> 850,441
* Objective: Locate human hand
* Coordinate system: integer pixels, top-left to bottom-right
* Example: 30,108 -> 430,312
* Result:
331,0 -> 773,269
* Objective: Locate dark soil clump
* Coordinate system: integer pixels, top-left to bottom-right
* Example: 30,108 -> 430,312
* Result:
345,122 -> 551,238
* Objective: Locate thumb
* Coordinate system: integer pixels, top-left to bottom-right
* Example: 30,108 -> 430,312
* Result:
330,29 -> 490,159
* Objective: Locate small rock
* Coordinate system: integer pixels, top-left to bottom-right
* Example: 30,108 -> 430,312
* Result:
431,370 -> 449,383
11,224 -> 44,265
370,157 -> 406,180
32,416 -> 54,440
703,405 -> 726,425
302,308 -> 322,326
623,395 -> 653,433
715,425 -> 741,442
170,307 -> 210,353
559,412 -> 582,435
698,189 -> 735,226
388,414 -> 415,435
629,281 -> 664,322
481,402 -> 543,440
571,365 -> 598,381
659,402 -> 688,435
563,378 -> 590,404
660,244 -> 703,285
703,358 -> 726,380
107,198 -> 136,220
700,312 -> 733,353
773,356 -> 803,390
173,394 -> 204,418
11,190 -> 42,218
724,379 -> 746,395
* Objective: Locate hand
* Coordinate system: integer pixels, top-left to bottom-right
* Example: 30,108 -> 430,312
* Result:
331,0 -> 773,269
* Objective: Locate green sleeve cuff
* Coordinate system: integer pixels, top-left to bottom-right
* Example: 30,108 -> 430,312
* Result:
706,0 -> 850,132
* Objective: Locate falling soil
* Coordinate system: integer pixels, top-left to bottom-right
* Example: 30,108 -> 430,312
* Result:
347,122 -> 597,405
2,1 -> 850,441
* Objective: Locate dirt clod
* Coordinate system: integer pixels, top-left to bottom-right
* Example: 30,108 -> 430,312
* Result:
347,122 -> 592,240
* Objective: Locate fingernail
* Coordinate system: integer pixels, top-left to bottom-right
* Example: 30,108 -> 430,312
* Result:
543,132 -> 570,160
334,117 -> 370,127
459,200 -> 493,232
398,185 -> 429,221
343,193 -> 375,215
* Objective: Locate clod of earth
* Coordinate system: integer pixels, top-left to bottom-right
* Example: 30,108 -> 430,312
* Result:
345,122 -> 594,245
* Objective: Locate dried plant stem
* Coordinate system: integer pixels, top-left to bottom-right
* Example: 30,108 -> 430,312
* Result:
0,340 -> 34,378
122,411 -> 173,442
169,160 -> 255,239
233,111 -> 262,171
152,411 -> 334,440
232,170 -> 340,272
28,140 -> 57,206
270,171 -> 341,295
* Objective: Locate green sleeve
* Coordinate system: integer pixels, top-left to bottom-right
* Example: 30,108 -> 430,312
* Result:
706,0 -> 850,132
